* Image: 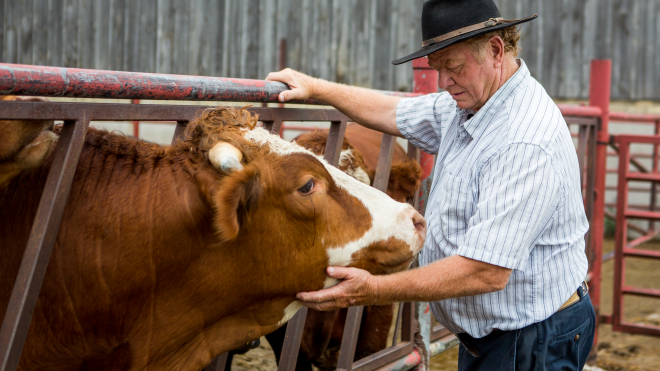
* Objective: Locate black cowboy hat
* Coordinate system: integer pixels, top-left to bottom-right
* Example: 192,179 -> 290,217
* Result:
392,0 -> 537,65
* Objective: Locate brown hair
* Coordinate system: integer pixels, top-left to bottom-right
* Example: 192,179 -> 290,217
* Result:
465,25 -> 521,63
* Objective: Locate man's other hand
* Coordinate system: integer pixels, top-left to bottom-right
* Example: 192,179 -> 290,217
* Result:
296,266 -> 379,311
266,68 -> 317,103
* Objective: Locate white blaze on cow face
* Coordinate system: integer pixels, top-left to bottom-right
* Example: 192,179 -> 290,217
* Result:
243,127 -> 425,271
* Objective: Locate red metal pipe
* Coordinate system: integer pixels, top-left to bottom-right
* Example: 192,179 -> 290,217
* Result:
131,99 -> 140,137
0,63 -> 320,104
412,58 -> 437,181
610,112 -> 660,123
557,104 -> 602,117
588,60 -> 611,357
0,63 -> 417,104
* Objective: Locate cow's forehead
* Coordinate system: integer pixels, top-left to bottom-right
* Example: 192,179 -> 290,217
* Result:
241,127 -> 388,201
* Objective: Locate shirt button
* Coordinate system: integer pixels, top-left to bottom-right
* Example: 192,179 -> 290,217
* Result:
574,334 -> 580,341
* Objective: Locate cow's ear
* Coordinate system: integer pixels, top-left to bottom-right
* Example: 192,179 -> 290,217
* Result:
213,166 -> 261,241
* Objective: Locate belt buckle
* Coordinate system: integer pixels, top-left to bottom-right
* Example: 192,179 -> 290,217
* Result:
580,281 -> 589,297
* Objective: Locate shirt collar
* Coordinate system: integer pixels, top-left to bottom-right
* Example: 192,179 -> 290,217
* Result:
459,59 -> 530,138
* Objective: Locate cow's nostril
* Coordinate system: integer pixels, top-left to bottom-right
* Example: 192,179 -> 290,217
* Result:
412,211 -> 427,235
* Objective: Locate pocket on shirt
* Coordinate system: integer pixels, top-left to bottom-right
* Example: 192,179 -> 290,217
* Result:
438,172 -> 474,239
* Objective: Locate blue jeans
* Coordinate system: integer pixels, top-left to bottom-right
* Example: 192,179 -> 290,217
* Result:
457,286 -> 595,371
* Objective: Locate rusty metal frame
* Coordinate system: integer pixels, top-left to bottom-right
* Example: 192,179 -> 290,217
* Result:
606,134 -> 660,337
0,62 -> 431,371
0,100 -> 353,371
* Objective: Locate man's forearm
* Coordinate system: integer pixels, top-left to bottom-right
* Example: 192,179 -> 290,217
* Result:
374,255 -> 512,304
310,79 -> 403,137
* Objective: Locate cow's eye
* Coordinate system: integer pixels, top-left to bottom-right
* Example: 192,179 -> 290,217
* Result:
298,179 -> 314,194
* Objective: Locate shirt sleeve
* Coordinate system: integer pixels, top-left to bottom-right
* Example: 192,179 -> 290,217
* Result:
457,143 -> 562,271
395,93 -> 450,155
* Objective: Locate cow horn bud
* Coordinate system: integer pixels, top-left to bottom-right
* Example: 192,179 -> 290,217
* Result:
209,141 -> 244,173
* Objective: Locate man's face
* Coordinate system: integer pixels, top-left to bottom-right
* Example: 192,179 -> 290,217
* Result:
427,41 -> 497,112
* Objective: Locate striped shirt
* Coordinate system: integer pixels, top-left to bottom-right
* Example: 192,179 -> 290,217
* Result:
396,60 -> 589,338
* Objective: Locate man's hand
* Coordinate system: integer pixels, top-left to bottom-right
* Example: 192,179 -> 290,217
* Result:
265,68 -> 318,102
296,267 -> 379,311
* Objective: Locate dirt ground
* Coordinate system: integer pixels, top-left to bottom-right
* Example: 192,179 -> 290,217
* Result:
234,239 -> 660,371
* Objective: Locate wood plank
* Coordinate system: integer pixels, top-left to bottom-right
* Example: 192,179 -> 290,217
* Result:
156,0 -> 175,73
78,0 -> 95,68
0,0 -> 4,62
125,0 -> 140,71
94,0 -> 111,70
63,0 -> 79,67
371,0 -> 392,90
4,0 -> 18,63
109,0 -> 126,71
173,0 -> 191,75
19,0 -> 34,64
242,0 -> 260,79
46,0 -> 64,67
188,0 -> 204,75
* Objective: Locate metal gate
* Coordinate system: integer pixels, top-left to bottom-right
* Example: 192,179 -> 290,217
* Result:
606,134 -> 660,337
0,63 -> 458,371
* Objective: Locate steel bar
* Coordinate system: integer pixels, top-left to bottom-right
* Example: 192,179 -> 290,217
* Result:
622,248 -> 660,259
622,286 -> 660,298
428,335 -> 460,358
612,323 -> 660,337
609,142 -> 650,174
625,230 -> 660,249
392,303 -> 405,346
588,60 -> 611,357
0,63 -> 320,104
0,117 -> 90,371
373,135 -> 397,192
431,325 -> 453,342
604,209 -> 649,235
323,121 -> 347,166
0,101 -> 350,123
351,342 -> 414,371
625,210 -> 660,220
277,307 -> 309,371
612,138 -> 629,343
585,123 -> 598,270
577,125 -> 588,188
336,306 -> 364,371
0,63 -> 417,104
610,112 -> 660,123
557,104 -> 603,118
172,121 -> 188,145
203,353 -> 228,371
564,116 -> 600,126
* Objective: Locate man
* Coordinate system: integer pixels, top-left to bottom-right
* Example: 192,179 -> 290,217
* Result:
267,0 -> 595,369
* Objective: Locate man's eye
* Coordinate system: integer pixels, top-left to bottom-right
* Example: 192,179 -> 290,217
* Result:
298,179 -> 314,194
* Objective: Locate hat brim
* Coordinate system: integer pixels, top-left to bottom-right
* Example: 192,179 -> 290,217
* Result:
391,14 -> 537,65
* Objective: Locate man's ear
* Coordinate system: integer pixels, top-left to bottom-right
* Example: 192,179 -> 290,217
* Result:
213,166 -> 261,241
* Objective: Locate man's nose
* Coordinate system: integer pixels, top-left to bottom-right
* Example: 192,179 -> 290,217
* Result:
437,71 -> 454,89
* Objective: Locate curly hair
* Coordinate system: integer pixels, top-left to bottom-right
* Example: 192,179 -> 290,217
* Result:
465,25 -> 521,63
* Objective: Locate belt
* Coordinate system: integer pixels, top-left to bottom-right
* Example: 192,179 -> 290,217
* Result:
557,281 -> 589,313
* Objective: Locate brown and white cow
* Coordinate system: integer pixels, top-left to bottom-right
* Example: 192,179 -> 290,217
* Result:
259,127 -> 424,371
0,103 -> 425,371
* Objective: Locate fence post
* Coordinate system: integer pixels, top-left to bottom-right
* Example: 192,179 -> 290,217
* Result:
588,59 -> 612,361
411,58 -> 438,370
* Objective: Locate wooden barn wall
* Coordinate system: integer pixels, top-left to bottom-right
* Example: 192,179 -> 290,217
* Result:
1,0 -> 658,100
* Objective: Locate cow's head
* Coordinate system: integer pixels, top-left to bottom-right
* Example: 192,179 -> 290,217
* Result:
0,96 -> 57,187
186,107 -> 425,306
